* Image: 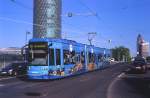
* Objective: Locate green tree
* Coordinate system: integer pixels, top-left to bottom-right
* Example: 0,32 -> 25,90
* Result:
112,46 -> 131,62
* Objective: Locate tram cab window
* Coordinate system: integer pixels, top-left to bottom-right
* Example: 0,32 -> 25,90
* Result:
49,48 -> 54,65
56,49 -> 61,65
29,50 -> 48,65
63,50 -> 75,64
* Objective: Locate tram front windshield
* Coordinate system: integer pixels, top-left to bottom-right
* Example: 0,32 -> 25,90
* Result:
29,42 -> 48,66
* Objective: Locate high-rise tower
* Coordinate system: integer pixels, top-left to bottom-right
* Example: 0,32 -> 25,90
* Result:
33,0 -> 62,38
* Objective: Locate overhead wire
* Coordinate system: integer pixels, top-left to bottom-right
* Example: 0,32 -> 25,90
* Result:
0,16 -> 88,41
0,16 -> 43,27
78,0 -> 130,47
8,0 -> 100,41
10,0 -> 33,11
78,0 -> 101,21
6,0 -> 127,48
8,0 -> 89,39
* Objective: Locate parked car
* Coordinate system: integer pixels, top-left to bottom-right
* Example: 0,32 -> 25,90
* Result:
131,56 -> 147,73
16,62 -> 28,77
0,64 -> 15,76
0,62 -> 27,76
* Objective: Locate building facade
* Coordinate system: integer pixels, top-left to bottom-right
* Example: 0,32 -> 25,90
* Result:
33,0 -> 62,38
141,42 -> 149,58
137,34 -> 149,58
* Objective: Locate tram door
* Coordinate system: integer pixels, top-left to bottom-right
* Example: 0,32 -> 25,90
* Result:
49,48 -> 61,66
49,48 -> 62,76
55,49 -> 61,66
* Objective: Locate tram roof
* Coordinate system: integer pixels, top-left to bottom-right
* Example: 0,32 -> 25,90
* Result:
29,38 -> 87,46
30,38 -> 76,44
29,38 -> 110,51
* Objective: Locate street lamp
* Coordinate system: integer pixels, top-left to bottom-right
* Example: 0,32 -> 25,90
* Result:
25,31 -> 31,44
62,12 -> 97,18
3,54 -> 5,68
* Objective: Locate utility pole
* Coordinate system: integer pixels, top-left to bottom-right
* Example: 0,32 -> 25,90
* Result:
62,12 -> 97,40
88,32 -> 97,45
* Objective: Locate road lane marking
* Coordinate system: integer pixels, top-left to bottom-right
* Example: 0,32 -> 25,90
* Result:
0,77 -> 16,81
126,68 -> 130,72
107,72 -> 126,98
117,73 -> 125,78
107,75 -> 119,98
0,84 -> 4,87
7,81 -> 24,86
122,74 -> 149,79
0,74 -> 27,81
18,82 -> 44,89
80,78 -> 89,82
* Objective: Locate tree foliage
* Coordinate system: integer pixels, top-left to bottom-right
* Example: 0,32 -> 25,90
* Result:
112,46 -> 131,62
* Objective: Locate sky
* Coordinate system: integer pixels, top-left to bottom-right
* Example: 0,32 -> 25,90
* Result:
0,0 -> 150,56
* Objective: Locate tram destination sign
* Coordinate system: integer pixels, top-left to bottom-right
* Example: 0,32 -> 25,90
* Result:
29,42 -> 48,50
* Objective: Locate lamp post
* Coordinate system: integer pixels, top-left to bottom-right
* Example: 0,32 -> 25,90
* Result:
63,12 -> 97,18
108,39 -> 112,49
25,31 -> 31,44
3,54 -> 5,68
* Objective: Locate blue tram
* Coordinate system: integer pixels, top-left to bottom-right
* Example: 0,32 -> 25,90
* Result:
27,38 -> 111,79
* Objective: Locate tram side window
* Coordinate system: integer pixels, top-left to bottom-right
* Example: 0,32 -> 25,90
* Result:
88,52 -> 95,63
63,50 -> 69,65
81,51 -> 85,64
56,49 -> 61,65
98,54 -> 103,62
71,51 -> 76,64
104,54 -> 107,61
63,50 -> 75,64
93,53 -> 96,63
49,48 -> 54,65
107,54 -> 111,58
75,53 -> 80,63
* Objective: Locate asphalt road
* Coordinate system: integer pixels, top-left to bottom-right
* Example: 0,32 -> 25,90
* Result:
108,67 -> 150,98
0,63 -> 134,98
